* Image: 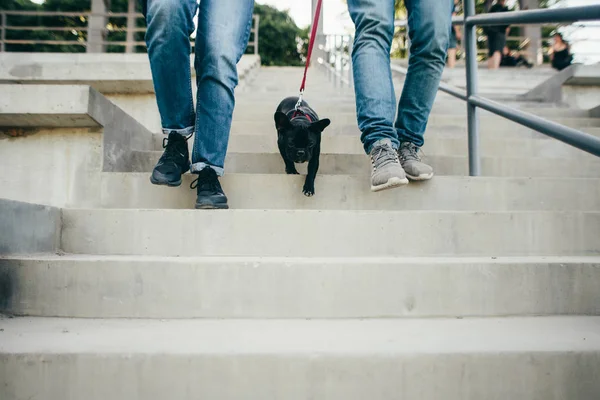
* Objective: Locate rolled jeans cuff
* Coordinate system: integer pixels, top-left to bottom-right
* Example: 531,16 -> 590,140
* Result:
162,126 -> 194,136
191,162 -> 224,177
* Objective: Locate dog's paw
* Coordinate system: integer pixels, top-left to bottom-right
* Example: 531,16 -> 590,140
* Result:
303,185 -> 315,197
286,168 -> 299,175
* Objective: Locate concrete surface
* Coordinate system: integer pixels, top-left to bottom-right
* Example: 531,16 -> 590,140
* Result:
59,209 -> 600,257
98,173 -> 600,211
0,199 -> 60,255
0,129 -> 103,207
2,63 -> 600,400
1,316 -> 600,400
1,255 -> 599,318
162,132 -> 599,159
520,64 -> 580,103
0,84 -> 154,172
131,150 -> 600,178
0,53 -> 260,94
0,85 -> 101,127
222,120 -> 600,142
521,64 -> 600,108
562,85 -> 600,110
565,64 -> 600,86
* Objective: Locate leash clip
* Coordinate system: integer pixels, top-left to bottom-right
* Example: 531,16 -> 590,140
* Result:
295,90 -> 304,111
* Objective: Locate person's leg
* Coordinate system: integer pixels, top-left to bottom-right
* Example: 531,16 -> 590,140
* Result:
190,0 -> 255,208
447,29 -> 458,68
488,33 -> 504,69
395,0 -> 453,180
487,33 -> 497,69
495,34 -> 507,69
143,0 -> 198,186
348,0 -> 408,191
447,48 -> 457,68
347,0 -> 398,153
491,51 -> 502,69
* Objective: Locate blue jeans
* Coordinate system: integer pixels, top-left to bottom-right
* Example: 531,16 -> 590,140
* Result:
142,0 -> 255,175
348,0 -> 453,153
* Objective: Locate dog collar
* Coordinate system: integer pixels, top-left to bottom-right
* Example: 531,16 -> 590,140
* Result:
291,110 -> 312,122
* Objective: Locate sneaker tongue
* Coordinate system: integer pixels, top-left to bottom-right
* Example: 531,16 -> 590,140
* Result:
373,146 -> 397,168
401,144 -> 419,160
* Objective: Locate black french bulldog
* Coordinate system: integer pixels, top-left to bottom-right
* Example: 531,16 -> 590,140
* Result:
274,96 -> 330,196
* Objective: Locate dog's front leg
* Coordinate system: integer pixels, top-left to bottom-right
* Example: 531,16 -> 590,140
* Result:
303,145 -> 320,197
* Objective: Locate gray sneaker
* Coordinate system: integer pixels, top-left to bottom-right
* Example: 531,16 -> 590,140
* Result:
369,139 -> 409,192
398,142 -> 434,181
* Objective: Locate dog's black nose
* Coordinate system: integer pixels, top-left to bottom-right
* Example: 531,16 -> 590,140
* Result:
296,150 -> 306,157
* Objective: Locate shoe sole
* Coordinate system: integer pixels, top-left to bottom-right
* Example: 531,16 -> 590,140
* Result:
370,176 -> 409,192
195,203 -> 229,210
150,176 -> 182,187
406,172 -> 434,181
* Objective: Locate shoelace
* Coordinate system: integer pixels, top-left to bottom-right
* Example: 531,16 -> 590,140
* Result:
190,169 -> 220,192
161,135 -> 185,162
399,143 -> 421,162
371,144 -> 399,171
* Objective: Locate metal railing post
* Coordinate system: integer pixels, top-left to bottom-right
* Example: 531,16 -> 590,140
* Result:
87,0 -> 108,53
0,12 -> 6,52
254,15 -> 260,56
464,0 -> 481,176
125,0 -> 136,53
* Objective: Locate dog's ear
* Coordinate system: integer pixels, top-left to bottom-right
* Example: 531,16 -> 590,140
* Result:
310,118 -> 331,133
274,111 -> 292,130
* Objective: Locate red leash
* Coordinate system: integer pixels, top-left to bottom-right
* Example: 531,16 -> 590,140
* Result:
295,0 -> 323,110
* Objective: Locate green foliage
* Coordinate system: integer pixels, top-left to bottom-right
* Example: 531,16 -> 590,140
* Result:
2,0 -> 139,52
250,4 -> 308,66
2,1 -> 306,65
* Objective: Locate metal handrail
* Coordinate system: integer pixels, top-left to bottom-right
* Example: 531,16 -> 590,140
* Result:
317,34 -> 353,88
0,10 -> 260,55
459,2 -> 600,175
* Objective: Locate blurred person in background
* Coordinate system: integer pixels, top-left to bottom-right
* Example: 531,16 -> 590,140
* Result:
500,46 -> 533,68
447,0 -> 462,68
550,32 -> 573,71
485,0 -> 510,70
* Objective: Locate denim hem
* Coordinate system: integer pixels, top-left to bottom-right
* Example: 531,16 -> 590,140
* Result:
162,126 -> 195,136
190,162 -> 224,177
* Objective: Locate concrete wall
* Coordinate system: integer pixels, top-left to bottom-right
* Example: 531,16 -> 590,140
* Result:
563,85 -> 600,110
0,199 -> 60,255
0,129 -> 103,207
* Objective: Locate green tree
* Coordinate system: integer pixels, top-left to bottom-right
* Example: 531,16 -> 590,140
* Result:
250,4 -> 308,66
2,0 -> 136,52
2,1 -> 306,65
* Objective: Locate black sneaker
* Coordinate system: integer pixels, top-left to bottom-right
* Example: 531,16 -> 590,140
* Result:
150,132 -> 190,187
190,167 -> 229,209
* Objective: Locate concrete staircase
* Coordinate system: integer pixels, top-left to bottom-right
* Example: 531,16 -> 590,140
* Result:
1,55 -> 600,399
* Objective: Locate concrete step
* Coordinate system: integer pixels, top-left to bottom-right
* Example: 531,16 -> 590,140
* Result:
2,254 -> 599,318
155,132 -> 600,160
59,209 -> 600,257
0,84 -> 155,173
2,316 -> 600,399
132,150 -> 600,178
99,173 -> 600,211
0,53 -> 260,94
232,104 -> 592,122
227,119 -> 600,137
0,85 -> 102,128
